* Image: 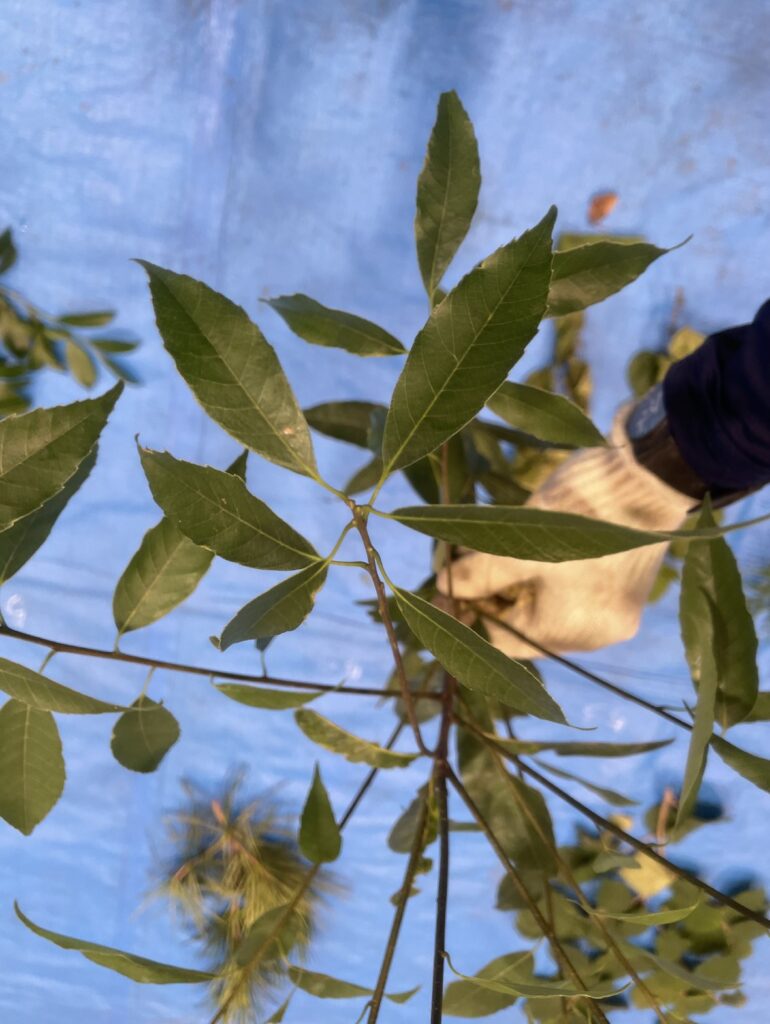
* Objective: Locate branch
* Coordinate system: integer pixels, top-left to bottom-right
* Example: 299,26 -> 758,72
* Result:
209,723 -> 404,1024
446,765 -> 611,1024
351,509 -> 432,756
0,623 -> 441,702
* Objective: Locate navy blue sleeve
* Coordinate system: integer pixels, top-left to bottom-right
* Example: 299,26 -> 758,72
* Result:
663,300 -> 770,492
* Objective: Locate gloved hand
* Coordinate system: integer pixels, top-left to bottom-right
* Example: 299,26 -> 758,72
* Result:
436,408 -> 694,660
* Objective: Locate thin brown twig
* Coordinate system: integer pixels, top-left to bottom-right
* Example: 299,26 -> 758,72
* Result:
0,622 -> 442,701
446,765 -> 611,1024
208,723 -> 403,1024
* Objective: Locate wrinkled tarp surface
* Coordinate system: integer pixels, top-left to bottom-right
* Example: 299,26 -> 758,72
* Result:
0,1 -> 769,1021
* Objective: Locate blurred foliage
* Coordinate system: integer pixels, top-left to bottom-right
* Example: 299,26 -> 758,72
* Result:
0,227 -> 138,414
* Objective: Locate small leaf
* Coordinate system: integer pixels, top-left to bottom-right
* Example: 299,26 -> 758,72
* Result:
547,240 -> 674,317
680,501 -> 758,728
0,384 -> 121,530
110,697 -> 180,773
588,898 -> 701,926
216,562 -> 328,651
215,684 -> 323,710
711,736 -> 770,794
444,951 -> 627,1001
59,310 -> 116,327
534,759 -> 637,807
264,294 -> 405,356
488,382 -> 606,448
299,764 -> 341,863
416,90 -> 481,300
394,589 -> 565,723
389,787 -> 436,853
624,944 -> 736,992
443,951 -> 533,1018
139,448 -> 319,570
15,904 -> 214,983
65,341 -> 97,388
294,708 -> 418,768
490,737 -> 672,758
388,503 -> 769,563
304,401 -> 385,447
0,446 -> 97,585
113,517 -> 214,634
287,966 -> 372,999
0,228 -> 18,273
383,207 -> 556,472
138,262 -> 316,476
264,994 -> 292,1022
344,455 -> 383,495
0,699 -> 65,834
0,659 -> 123,714
90,339 -> 139,354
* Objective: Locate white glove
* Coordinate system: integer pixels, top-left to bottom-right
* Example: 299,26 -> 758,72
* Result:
437,408 -> 694,659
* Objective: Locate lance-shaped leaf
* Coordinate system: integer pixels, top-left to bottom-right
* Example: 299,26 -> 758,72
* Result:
0,700 -> 65,834
138,262 -> 316,476
622,943 -> 736,992
0,383 -> 121,530
294,708 -> 418,768
113,518 -> 214,635
59,310 -> 115,327
215,684 -> 323,711
711,735 -> 770,794
0,446 -> 97,585
288,966 -> 416,1003
444,952 -> 627,1000
299,764 -> 341,863
216,562 -> 329,651
15,904 -> 214,983
676,594 -> 719,828
587,897 -> 701,926
139,448 -> 319,570
443,951 -> 533,1017
680,501 -> 758,728
65,341 -> 97,388
265,994 -> 292,1022
264,294 -> 405,356
383,207 -> 556,472
416,90 -> 481,300
113,451 -> 246,634
488,382 -> 605,448
388,503 -> 770,562
304,401 -> 385,447
534,759 -> 637,807
0,659 -> 123,714
389,787 -> 436,853
110,697 -> 180,773
0,227 -> 17,272
547,239 -> 674,317
491,736 -> 671,758
394,589 -> 565,723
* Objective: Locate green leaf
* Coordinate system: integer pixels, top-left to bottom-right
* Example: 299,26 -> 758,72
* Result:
304,401 -> 385,447
488,382 -> 605,448
588,898 -> 701,926
743,692 -> 770,723
264,294 -> 405,356
533,760 -> 637,807
216,561 -> 328,651
139,448 -> 319,570
294,708 -> 418,768
138,263 -> 316,476
15,903 -> 214,983
110,697 -> 180,773
624,944 -> 736,992
388,786 -> 436,853
383,207 -> 556,472
388,503 -> 770,563
394,589 -> 565,723
0,446 -> 96,585
443,951 -> 533,1017
0,227 -> 18,273
0,384 -> 121,530
345,455 -> 384,495
215,684 -> 323,710
113,517 -> 214,634
287,966 -> 372,999
415,90 -> 481,300
65,341 -> 97,388
59,310 -> 116,327
711,735 -> 770,794
264,993 -> 292,1022
680,501 -> 758,728
676,593 -> 719,828
90,338 -> 139,354
0,700 -> 64,834
299,764 -> 341,863
444,951 -> 627,1001
0,659 -> 124,714
234,904 -> 303,968
547,240 -> 673,317
490,737 -> 672,758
